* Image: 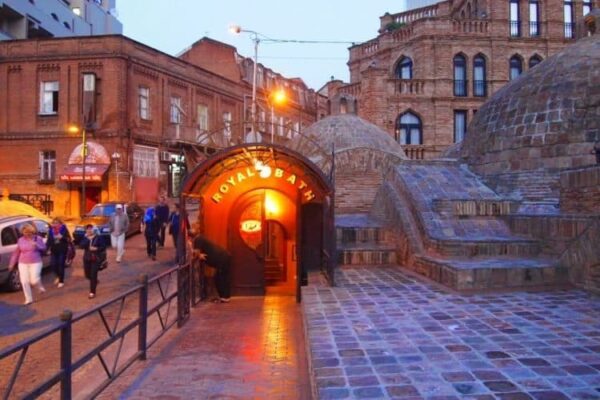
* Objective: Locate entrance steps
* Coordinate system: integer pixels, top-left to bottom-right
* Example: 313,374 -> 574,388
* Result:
336,161 -> 571,292
336,214 -> 397,266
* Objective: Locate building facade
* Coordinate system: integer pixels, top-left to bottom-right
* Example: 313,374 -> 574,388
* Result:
0,0 -> 122,40
326,0 -> 598,159
0,35 -> 321,217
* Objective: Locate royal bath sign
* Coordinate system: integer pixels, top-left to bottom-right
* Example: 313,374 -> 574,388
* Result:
211,166 -> 315,204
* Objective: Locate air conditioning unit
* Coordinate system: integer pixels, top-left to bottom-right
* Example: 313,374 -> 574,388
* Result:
159,151 -> 171,162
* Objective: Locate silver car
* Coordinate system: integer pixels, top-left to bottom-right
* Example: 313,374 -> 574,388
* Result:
0,215 -> 51,291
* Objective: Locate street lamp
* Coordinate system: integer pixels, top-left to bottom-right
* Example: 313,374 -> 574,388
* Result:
67,124 -> 87,215
229,25 -> 261,136
111,151 -> 121,200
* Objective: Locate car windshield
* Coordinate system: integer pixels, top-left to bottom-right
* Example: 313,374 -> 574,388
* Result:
87,204 -> 116,217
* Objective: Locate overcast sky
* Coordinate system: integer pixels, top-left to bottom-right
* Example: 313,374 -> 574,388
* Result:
116,1 -> 407,89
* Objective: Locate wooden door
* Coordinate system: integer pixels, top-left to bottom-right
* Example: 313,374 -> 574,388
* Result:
229,191 -> 265,296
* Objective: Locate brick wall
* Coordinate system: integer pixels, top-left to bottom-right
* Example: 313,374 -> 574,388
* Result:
560,166 -> 600,214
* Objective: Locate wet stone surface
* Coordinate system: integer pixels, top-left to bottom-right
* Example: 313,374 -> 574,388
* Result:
302,267 -> 600,399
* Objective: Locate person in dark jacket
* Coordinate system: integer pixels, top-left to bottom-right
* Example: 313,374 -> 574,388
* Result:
48,217 -> 71,288
80,224 -> 107,299
168,203 -> 190,263
192,234 -> 231,303
155,196 -> 170,247
142,207 -> 160,261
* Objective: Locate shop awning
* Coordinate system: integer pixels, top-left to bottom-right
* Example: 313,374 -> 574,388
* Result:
59,164 -> 109,182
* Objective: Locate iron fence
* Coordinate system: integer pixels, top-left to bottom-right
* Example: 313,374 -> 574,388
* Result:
0,261 -> 195,400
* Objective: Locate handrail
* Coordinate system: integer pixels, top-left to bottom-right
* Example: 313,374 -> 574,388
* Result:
0,262 -> 193,400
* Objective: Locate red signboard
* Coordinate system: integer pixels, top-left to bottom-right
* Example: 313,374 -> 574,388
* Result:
59,164 -> 109,182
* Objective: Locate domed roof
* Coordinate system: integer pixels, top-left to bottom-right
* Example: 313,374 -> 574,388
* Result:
460,34 -> 600,177
289,114 -> 407,161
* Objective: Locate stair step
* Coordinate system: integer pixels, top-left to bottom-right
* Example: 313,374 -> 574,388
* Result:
428,238 -> 541,257
413,255 -> 568,291
338,248 -> 397,266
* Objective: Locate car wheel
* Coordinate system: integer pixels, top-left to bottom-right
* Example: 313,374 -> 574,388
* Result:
7,269 -> 22,292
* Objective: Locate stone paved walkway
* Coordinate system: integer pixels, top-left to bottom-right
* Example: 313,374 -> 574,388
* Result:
99,296 -> 311,399
302,267 -> 600,400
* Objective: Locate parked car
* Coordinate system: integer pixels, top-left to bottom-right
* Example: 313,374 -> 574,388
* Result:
72,202 -> 143,245
0,215 -> 52,291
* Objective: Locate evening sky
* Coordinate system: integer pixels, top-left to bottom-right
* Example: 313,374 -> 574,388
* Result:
117,1 -> 408,90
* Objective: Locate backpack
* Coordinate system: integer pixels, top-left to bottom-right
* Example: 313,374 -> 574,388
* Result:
144,207 -> 155,224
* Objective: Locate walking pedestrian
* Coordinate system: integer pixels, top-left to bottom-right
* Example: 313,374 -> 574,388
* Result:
155,196 -> 169,247
192,234 -> 231,303
109,204 -> 129,263
142,207 -> 160,261
9,223 -> 47,305
80,224 -> 107,299
48,217 -> 71,288
168,204 -> 190,263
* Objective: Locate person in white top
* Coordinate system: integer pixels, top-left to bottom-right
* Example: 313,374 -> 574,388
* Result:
108,204 -> 129,263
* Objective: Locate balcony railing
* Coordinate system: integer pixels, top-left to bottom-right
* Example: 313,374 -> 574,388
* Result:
509,21 -> 521,37
529,21 -> 541,37
393,79 -> 426,95
403,145 -> 426,160
454,80 -> 467,97
473,80 -> 487,97
564,22 -> 575,38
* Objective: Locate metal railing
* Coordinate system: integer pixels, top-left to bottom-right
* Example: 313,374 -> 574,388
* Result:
564,22 -> 575,38
473,80 -> 487,97
454,80 -> 467,97
509,21 -> 521,37
1,193 -> 54,215
529,21 -> 541,37
0,262 -> 196,399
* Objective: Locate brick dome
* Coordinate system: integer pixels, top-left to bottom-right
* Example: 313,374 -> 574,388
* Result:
289,114 -> 406,168
460,34 -> 600,202
289,114 -> 406,214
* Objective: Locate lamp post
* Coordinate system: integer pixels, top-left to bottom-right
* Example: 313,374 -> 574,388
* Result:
230,25 -> 260,136
68,124 -> 87,215
112,151 -> 121,200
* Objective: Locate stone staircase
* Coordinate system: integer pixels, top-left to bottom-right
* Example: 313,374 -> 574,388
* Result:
336,214 -> 397,267
359,160 -> 571,291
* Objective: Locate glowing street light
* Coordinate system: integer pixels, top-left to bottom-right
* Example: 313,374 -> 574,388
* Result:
268,88 -> 287,143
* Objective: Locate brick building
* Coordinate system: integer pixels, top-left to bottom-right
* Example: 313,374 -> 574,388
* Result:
325,0 -> 598,159
0,35 -> 322,217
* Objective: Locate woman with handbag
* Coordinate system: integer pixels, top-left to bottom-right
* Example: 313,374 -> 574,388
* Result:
80,224 -> 107,299
48,217 -> 71,288
9,223 -> 47,305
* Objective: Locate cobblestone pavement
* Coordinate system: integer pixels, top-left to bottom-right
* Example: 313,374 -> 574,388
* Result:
98,296 -> 312,399
0,234 -> 178,398
0,234 -> 176,343
303,267 -> 600,400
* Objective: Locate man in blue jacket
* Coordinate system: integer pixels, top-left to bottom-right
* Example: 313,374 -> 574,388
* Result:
155,196 -> 170,247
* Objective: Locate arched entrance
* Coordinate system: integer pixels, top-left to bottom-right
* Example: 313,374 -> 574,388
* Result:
179,144 -> 334,301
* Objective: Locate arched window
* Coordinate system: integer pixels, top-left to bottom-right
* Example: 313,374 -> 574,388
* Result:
395,112 -> 422,145
454,54 -> 467,96
509,55 -> 523,80
395,57 -> 413,79
473,54 -> 486,97
510,0 -> 521,37
529,55 -> 543,68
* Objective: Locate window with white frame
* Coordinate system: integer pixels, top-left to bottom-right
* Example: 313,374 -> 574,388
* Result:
39,150 -> 56,181
139,87 -> 150,120
133,146 -> 158,177
170,96 -> 182,124
259,110 -> 266,132
222,111 -> 232,140
39,81 -> 59,115
197,104 -> 208,131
